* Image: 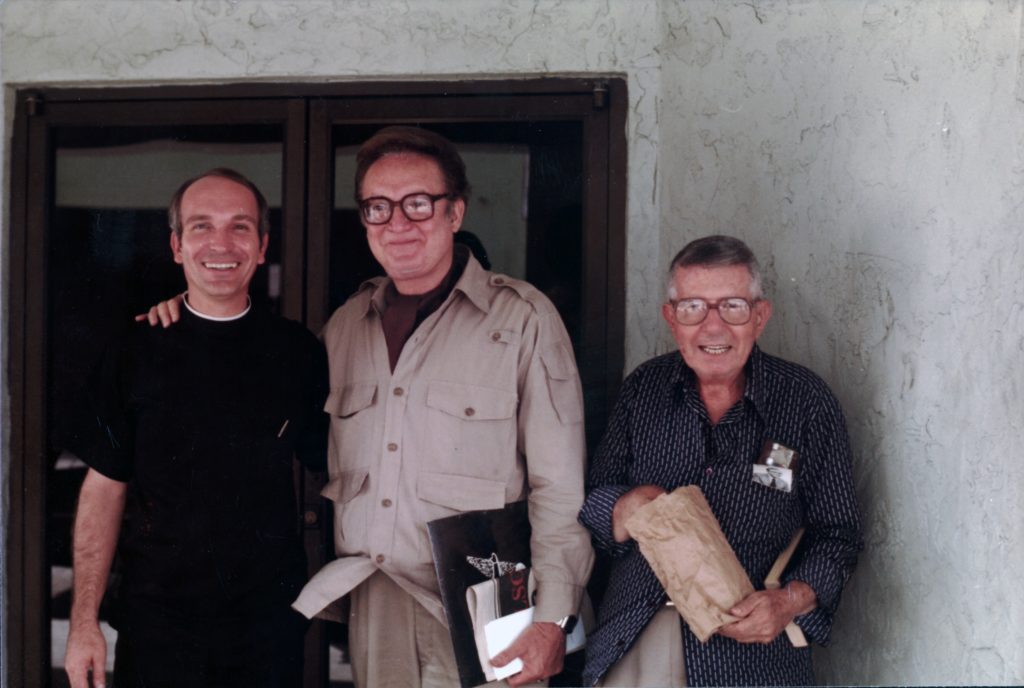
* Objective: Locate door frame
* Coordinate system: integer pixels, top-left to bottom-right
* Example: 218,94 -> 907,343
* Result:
5,77 -> 626,687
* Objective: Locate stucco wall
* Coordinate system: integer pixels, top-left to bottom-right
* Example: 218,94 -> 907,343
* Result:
2,1 -> 1022,685
657,4 -> 1023,683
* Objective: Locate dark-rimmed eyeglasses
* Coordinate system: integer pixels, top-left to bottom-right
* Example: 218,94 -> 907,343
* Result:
668,297 -> 756,326
358,192 -> 455,225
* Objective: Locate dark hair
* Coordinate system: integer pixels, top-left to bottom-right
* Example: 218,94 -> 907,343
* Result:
667,235 -> 764,300
168,168 -> 270,239
354,126 -> 471,203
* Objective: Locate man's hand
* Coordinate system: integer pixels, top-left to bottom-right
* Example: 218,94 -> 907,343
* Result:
65,620 -> 108,688
491,621 -> 565,686
134,293 -> 184,327
718,581 -> 816,644
612,484 -> 667,542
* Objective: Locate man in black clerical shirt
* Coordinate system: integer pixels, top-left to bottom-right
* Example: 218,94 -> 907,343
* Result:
64,169 -> 328,688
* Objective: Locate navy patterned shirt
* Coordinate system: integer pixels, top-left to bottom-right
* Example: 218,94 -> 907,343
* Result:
579,346 -> 862,686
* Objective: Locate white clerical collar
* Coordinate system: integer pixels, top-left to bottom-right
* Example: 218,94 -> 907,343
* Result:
182,292 -> 251,322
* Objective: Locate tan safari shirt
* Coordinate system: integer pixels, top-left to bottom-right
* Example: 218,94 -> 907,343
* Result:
294,254 -> 594,626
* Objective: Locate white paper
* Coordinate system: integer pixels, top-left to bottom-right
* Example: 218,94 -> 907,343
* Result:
466,578 -> 502,682
484,608 -> 586,680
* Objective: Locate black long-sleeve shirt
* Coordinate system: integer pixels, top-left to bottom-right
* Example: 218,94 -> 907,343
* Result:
83,306 -> 328,624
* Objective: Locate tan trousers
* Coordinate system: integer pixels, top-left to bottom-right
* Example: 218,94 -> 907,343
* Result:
597,606 -> 687,688
349,572 -> 514,688
349,572 -> 459,688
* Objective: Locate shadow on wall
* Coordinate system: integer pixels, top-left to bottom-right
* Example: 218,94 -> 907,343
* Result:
799,247 -> 911,683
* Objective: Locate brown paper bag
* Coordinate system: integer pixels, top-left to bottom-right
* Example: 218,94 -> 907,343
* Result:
624,485 -> 754,642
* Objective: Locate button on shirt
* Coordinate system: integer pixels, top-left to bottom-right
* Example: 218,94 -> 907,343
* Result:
578,347 -> 862,687
294,254 -> 594,627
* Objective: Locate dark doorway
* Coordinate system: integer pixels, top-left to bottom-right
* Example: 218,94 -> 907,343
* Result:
7,79 -> 626,688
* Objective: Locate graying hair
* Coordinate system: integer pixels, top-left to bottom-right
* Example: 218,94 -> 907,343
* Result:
666,235 -> 764,301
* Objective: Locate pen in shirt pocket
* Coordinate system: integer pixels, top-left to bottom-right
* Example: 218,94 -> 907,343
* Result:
277,419 -> 290,438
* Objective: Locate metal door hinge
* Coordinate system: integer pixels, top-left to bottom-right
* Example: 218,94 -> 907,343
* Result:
25,93 -> 44,117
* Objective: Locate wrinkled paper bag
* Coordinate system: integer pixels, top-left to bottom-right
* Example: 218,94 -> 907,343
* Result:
624,485 -> 754,642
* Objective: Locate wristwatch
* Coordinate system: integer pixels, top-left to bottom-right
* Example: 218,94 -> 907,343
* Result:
555,614 -> 578,635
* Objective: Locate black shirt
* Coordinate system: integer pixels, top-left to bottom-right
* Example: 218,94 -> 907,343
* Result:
84,306 -> 328,622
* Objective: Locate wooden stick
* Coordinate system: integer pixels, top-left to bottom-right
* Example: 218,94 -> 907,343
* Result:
764,528 -> 808,648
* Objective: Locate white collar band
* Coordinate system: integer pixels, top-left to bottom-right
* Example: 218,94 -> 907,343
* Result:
183,292 -> 252,322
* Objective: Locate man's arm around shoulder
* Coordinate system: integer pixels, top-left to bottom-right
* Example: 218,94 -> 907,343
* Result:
135,293 -> 184,327
65,469 -> 127,688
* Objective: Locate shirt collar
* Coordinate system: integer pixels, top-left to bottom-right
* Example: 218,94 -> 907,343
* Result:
450,249 -> 492,314
182,292 -> 252,321
743,345 -> 769,420
670,344 -> 769,421
361,243 -> 490,318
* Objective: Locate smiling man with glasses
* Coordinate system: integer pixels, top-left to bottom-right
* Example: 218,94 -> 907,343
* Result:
294,126 -> 594,688
578,235 -> 862,687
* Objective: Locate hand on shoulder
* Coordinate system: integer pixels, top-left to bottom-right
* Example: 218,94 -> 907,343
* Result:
134,293 -> 184,328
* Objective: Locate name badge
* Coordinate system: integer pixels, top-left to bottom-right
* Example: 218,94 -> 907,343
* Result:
753,440 -> 798,493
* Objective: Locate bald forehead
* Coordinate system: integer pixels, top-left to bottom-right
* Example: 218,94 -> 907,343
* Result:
178,176 -> 259,234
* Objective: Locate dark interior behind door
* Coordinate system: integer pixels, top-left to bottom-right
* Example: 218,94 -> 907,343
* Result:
7,80 -> 626,688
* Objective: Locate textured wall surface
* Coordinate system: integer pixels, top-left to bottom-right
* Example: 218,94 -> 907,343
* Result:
657,3 -> 1024,684
2,1 -> 1022,685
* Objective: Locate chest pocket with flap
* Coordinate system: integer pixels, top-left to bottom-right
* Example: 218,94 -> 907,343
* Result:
423,380 -> 518,475
324,382 -> 378,472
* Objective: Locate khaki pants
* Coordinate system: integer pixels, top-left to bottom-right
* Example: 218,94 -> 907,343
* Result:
349,572 -> 516,688
349,572 -> 459,688
598,606 -> 686,687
